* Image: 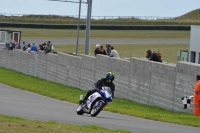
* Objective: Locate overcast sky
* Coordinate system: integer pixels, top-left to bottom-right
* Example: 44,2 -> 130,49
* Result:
0,0 -> 200,17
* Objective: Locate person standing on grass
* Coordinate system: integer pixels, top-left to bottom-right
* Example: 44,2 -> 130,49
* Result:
109,46 -> 120,58
193,75 -> 200,116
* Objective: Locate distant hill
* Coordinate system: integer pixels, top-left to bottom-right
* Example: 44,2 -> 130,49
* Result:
177,8 -> 200,19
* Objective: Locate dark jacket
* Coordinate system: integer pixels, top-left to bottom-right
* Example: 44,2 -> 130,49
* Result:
148,51 -> 162,63
101,49 -> 107,55
94,47 -> 101,56
94,78 -> 115,98
106,47 -> 111,55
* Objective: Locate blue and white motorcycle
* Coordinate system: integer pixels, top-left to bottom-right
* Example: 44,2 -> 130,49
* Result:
76,86 -> 112,117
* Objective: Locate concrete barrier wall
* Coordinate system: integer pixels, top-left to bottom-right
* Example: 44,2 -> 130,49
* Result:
80,55 -> 96,91
0,49 -> 35,76
1,50 -> 199,114
174,61 -> 198,113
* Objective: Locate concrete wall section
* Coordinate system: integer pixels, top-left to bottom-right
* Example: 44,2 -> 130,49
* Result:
0,50 -> 35,76
19,51 -> 35,76
45,53 -> 58,82
80,55 -> 96,91
37,51 -> 48,80
129,58 -> 152,105
95,55 -> 112,82
37,52 -> 82,88
149,62 -> 176,110
56,52 -> 69,86
111,57 -> 131,99
66,54 -> 82,88
129,58 -> 176,110
174,61 -> 198,113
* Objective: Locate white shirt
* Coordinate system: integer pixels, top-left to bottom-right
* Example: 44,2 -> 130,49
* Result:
109,49 -> 120,58
27,47 -> 31,53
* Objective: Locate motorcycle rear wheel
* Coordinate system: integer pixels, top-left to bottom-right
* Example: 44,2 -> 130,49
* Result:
90,101 -> 104,117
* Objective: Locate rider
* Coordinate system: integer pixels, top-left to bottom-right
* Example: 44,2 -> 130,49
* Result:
80,72 -> 115,104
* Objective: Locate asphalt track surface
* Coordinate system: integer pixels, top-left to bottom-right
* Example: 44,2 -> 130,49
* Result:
0,84 -> 199,133
22,38 -> 189,45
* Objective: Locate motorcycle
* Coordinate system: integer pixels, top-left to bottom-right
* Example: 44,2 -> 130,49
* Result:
76,86 -> 112,117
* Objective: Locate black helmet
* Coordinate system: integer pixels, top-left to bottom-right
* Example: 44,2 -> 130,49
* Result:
106,72 -> 115,83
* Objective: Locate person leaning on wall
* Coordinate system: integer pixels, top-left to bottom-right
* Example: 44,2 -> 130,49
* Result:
109,46 -> 120,58
146,49 -> 162,63
193,75 -> 200,116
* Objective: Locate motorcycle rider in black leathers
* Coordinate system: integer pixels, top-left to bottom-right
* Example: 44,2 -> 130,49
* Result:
80,72 -> 115,104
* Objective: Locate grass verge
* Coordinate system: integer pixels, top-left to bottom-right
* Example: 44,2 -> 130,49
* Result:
54,44 -> 189,63
0,27 -> 190,39
0,115 -> 130,133
0,67 -> 200,127
0,15 -> 200,25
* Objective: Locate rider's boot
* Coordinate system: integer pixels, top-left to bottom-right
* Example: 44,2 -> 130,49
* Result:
80,90 -> 93,104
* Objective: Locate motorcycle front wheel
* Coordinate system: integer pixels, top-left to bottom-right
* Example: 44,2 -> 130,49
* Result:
76,104 -> 84,115
90,101 -> 104,117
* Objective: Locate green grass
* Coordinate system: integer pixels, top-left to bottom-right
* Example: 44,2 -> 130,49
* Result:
0,67 -> 200,128
1,11 -> 200,25
0,115 -> 130,133
0,27 -> 190,39
177,8 -> 200,20
54,44 -> 189,63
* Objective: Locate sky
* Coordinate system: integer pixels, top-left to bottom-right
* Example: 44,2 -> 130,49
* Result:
0,0 -> 200,18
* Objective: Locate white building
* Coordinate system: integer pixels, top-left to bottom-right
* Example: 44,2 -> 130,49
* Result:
189,25 -> 200,63
0,29 -> 21,45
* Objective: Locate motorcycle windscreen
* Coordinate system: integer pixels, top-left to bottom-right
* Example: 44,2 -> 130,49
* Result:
101,88 -> 112,102
103,86 -> 112,93
104,91 -> 112,98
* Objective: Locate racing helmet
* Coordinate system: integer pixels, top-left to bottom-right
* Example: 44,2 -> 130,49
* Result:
106,72 -> 115,83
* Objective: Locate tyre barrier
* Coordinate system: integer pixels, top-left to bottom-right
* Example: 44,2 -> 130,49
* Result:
0,22 -> 190,30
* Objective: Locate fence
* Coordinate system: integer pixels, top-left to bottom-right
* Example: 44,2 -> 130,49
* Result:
0,49 -> 197,114
1,13 -> 200,25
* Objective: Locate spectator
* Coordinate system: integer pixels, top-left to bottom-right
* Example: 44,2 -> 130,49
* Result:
30,42 -> 38,52
4,43 -> 10,50
193,74 -> 200,116
106,44 -> 111,55
27,44 -> 31,53
42,42 -> 46,47
38,44 -> 44,51
44,43 -> 51,54
51,44 -> 54,51
146,49 -> 162,63
109,46 -> 120,58
22,41 -> 27,51
100,46 -> 106,55
94,44 -> 101,56
15,42 -> 20,49
50,43 -> 54,52
16,40 -> 21,49
10,42 -> 15,50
